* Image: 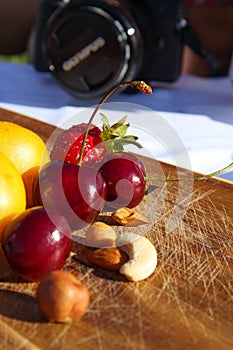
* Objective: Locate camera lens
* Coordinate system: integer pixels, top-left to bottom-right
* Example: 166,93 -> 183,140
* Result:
43,2 -> 143,99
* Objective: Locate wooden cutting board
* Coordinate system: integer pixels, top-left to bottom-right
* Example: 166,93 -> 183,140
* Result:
0,107 -> 233,350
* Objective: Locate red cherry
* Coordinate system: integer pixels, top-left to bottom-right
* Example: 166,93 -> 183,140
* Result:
99,152 -> 146,209
113,151 -> 147,177
34,161 -> 107,230
2,207 -> 72,281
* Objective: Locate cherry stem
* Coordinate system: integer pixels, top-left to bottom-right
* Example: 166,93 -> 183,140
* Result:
144,161 -> 233,182
77,81 -> 152,166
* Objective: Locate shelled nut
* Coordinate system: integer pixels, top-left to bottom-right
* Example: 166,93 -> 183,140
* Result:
111,207 -> 150,226
117,232 -> 157,281
86,247 -> 128,271
85,222 -> 117,248
36,270 -> 90,323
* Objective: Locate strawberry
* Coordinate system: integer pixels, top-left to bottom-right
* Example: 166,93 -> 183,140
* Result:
50,123 -> 104,165
50,115 -> 142,166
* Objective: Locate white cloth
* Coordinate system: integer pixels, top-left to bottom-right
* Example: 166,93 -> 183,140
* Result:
0,62 -> 232,180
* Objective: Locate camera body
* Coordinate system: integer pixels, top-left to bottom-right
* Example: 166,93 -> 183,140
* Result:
34,0 -> 186,99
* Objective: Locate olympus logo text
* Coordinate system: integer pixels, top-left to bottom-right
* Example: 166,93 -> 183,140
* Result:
62,37 -> 106,72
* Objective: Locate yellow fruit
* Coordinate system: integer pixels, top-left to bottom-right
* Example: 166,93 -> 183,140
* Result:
0,152 -> 26,237
0,121 -> 50,207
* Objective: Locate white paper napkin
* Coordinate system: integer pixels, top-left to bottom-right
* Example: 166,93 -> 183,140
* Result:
0,62 -> 232,180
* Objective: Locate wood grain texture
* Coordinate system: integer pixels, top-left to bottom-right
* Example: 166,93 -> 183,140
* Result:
0,108 -> 232,350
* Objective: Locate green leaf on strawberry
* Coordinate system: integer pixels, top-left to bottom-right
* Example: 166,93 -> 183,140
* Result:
100,113 -> 143,153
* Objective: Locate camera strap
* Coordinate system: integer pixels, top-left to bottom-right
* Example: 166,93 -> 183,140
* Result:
181,20 -> 222,76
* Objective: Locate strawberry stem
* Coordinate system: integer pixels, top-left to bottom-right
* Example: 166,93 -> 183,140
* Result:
77,81 -> 152,166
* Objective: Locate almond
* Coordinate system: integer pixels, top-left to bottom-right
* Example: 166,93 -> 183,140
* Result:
86,247 -> 128,271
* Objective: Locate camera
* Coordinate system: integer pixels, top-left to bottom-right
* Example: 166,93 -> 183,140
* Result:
34,0 -> 189,99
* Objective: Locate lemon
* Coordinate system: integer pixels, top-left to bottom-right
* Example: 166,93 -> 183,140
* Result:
0,121 -> 50,207
0,152 -> 26,237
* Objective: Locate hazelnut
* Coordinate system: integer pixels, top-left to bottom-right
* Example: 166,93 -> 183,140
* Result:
36,270 -> 90,323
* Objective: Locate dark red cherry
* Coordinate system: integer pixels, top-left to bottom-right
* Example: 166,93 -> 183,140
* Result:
99,152 -> 146,209
34,161 -> 107,230
2,207 -> 72,281
112,151 -> 147,177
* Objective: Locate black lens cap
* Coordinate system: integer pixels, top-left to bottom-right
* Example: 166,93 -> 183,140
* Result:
43,3 -> 143,99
